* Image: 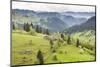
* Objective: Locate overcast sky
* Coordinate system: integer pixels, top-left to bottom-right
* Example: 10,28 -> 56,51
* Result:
12,1 -> 95,12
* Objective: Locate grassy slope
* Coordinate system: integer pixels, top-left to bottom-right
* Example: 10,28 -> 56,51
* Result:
12,30 -> 95,65
71,30 -> 95,44
71,30 -> 95,50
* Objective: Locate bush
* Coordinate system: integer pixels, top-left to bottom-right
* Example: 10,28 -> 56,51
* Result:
52,49 -> 56,53
59,51 -> 63,54
53,55 -> 58,61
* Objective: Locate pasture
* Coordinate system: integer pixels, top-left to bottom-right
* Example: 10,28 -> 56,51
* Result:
12,30 -> 95,65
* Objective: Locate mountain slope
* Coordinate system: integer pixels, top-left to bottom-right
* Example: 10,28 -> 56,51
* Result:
65,16 -> 96,34
46,17 -> 67,32
61,15 -> 87,27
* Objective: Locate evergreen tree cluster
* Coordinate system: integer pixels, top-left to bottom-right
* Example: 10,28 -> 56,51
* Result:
23,23 -> 30,32
23,22 -> 50,35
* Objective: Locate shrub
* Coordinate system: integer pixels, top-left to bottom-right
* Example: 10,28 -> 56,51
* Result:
53,55 -> 58,61
59,51 -> 63,54
52,49 -> 56,53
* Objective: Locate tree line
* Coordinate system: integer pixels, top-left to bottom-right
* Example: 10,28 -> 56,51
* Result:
13,22 -> 50,35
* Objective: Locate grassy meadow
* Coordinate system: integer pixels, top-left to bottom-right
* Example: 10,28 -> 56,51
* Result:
12,29 -> 95,65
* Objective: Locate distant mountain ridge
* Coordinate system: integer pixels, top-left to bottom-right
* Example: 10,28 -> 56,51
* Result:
12,9 -> 95,32
65,16 -> 96,34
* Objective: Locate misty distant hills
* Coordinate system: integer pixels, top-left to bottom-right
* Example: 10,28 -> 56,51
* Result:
46,17 -> 67,32
60,15 -> 87,27
62,11 -> 95,18
65,16 -> 96,34
12,9 -> 95,32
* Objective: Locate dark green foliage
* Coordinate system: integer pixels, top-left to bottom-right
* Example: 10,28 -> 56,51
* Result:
22,57 -> 27,63
39,26 -> 42,33
50,40 -> 54,49
26,23 -> 30,32
46,29 -> 50,35
35,25 -> 49,34
36,25 -> 42,33
37,50 -> 44,64
36,25 -> 39,33
13,23 -> 15,30
53,55 -> 58,61
23,23 -> 26,31
30,22 -> 34,28
76,39 -> 80,47
67,35 -> 71,44
52,49 -> 56,53
59,51 -> 63,54
23,23 -> 30,32
61,33 -> 64,40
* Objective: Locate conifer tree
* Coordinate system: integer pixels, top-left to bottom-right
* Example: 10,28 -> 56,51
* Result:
61,33 -> 64,40
67,35 -> 71,44
50,40 -> 54,49
76,39 -> 80,47
13,23 -> 15,30
46,29 -> 49,35
36,25 -> 39,33
37,50 -> 44,64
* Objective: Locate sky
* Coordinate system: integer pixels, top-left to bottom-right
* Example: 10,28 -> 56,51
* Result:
12,1 -> 95,12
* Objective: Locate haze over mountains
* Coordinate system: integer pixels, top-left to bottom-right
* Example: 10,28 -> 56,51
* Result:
65,16 -> 96,34
12,9 -> 95,32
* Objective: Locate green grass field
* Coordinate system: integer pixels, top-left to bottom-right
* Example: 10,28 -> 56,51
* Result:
12,30 -> 95,65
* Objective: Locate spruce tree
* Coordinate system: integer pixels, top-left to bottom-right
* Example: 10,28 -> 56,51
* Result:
23,23 -> 30,32
67,35 -> 71,44
37,50 -> 44,64
39,26 -> 42,33
13,23 -> 15,30
31,22 -> 33,28
26,23 -> 30,32
76,39 -> 80,47
36,25 -> 39,33
23,23 -> 26,31
61,33 -> 64,40
50,40 -> 54,49
46,29 -> 49,35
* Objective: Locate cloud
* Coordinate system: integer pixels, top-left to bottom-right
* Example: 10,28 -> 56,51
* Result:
12,1 -> 95,12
